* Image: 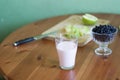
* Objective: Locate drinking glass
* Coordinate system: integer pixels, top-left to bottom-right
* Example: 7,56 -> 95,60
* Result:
55,33 -> 78,70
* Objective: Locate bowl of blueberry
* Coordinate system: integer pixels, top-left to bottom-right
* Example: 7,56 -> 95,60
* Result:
91,25 -> 118,56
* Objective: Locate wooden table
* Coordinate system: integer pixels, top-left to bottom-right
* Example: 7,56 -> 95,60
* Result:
0,14 -> 120,80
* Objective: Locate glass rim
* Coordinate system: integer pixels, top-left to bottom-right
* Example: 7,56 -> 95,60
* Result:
55,32 -> 79,40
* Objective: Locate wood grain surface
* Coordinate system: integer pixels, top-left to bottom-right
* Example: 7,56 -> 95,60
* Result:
0,14 -> 120,80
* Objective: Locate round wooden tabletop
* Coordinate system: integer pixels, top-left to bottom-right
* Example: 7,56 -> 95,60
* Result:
0,13 -> 120,80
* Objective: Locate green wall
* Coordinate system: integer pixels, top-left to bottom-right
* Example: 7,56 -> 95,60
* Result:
0,0 -> 120,42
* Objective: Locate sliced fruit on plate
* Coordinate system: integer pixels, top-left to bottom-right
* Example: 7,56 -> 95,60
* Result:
63,25 -> 90,39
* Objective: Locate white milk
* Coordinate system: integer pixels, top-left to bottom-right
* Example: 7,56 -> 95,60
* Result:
56,41 -> 77,69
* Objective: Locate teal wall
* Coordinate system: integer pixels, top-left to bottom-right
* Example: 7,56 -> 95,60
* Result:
0,0 -> 120,42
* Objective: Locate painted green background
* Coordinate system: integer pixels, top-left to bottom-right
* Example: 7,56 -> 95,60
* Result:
0,0 -> 120,42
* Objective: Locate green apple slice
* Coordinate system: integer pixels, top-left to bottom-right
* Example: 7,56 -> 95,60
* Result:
64,25 -> 90,39
82,14 -> 98,25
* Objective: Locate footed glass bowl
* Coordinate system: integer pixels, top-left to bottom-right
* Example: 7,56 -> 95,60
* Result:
92,27 -> 118,56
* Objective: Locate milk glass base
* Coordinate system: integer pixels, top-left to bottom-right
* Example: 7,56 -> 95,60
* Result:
95,47 -> 112,56
60,65 -> 74,70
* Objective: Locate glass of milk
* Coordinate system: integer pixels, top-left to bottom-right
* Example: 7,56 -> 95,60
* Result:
55,33 -> 78,70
